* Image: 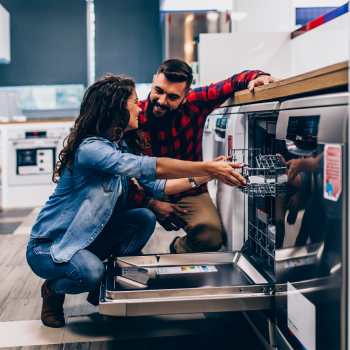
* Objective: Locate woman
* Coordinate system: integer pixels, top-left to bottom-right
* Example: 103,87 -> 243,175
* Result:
26,75 -> 246,328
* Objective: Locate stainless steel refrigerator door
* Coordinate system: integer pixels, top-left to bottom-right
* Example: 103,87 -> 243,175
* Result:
99,251 -> 275,317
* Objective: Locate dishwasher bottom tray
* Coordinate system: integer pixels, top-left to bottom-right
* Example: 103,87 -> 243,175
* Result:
99,251 -> 274,317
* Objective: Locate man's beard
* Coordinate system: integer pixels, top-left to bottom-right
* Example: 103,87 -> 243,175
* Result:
145,96 -> 182,130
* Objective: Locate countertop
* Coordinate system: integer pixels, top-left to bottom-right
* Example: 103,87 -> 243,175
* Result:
232,61 -> 348,106
0,118 -> 76,125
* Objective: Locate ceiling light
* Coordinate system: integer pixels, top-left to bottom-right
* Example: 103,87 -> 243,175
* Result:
185,14 -> 195,23
207,12 -> 219,21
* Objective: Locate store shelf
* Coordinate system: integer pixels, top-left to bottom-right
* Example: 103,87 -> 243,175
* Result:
233,61 -> 348,106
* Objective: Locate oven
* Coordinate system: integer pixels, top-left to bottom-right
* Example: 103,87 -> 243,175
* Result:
8,128 -> 65,186
1,123 -> 70,208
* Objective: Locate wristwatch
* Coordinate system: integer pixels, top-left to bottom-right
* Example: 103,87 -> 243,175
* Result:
189,177 -> 199,188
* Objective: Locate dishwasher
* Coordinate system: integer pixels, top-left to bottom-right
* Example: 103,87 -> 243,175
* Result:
99,93 -> 348,350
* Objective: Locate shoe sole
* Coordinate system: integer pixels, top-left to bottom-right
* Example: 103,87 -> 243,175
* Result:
41,318 -> 65,328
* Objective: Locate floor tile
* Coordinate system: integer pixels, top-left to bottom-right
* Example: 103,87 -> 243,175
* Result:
0,222 -> 22,234
0,298 -> 42,322
14,208 -> 41,235
0,209 -> 33,218
0,320 -> 65,348
143,223 -> 184,254
62,313 -> 211,344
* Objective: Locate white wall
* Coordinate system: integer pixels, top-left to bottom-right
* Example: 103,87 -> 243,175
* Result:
0,4 -> 10,63
198,32 -> 291,86
292,12 -> 349,76
231,0 -> 294,33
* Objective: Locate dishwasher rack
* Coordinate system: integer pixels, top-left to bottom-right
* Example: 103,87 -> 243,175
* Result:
230,148 -> 287,198
248,208 -> 275,267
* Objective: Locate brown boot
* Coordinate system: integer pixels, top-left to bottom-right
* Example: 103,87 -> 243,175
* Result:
41,280 -> 65,328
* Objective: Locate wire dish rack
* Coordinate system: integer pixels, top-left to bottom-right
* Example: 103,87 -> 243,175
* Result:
249,209 -> 275,267
230,148 -> 287,197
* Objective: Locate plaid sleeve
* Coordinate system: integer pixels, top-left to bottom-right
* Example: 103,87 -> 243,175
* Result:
187,70 -> 267,116
126,179 -> 150,207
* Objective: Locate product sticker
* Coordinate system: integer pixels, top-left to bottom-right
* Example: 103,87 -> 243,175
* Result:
156,265 -> 217,275
287,282 -> 315,350
228,135 -> 233,157
284,256 -> 316,268
324,144 -> 342,201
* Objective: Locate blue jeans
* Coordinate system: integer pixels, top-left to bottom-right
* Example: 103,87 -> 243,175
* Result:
26,208 -> 156,295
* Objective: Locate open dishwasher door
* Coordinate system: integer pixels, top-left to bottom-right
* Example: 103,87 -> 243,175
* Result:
99,251 -> 274,317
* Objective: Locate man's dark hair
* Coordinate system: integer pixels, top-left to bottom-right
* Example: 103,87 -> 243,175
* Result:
157,59 -> 193,90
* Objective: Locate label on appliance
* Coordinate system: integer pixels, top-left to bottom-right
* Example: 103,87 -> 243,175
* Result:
228,135 -> 233,156
324,144 -> 342,201
284,256 -> 316,268
287,282 -> 315,350
156,265 -> 217,275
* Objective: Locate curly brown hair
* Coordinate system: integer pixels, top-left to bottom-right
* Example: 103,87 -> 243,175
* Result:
52,74 -> 147,183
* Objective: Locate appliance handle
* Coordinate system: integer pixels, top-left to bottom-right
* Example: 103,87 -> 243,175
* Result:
10,139 -> 60,146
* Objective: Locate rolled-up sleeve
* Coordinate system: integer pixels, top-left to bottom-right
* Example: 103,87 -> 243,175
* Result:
77,139 -> 157,180
137,178 -> 166,199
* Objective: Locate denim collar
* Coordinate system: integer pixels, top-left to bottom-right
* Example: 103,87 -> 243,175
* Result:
100,132 -> 128,151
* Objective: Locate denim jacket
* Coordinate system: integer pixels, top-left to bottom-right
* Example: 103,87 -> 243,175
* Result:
30,135 -> 166,263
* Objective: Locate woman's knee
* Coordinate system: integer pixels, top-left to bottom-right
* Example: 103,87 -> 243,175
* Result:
135,208 -> 156,232
70,251 -> 105,292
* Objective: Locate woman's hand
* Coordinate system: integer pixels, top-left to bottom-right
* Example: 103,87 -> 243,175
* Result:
208,161 -> 246,187
286,158 -> 305,182
286,154 -> 323,182
212,155 -> 233,162
200,155 -> 234,183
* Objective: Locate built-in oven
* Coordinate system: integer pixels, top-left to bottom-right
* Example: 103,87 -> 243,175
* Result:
8,128 -> 65,186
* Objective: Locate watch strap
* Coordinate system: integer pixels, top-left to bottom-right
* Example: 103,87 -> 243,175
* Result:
189,177 -> 199,188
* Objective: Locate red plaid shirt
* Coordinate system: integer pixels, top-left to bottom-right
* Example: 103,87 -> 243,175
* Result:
127,70 -> 265,205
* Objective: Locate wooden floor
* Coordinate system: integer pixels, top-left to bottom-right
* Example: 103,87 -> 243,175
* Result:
0,209 -> 266,350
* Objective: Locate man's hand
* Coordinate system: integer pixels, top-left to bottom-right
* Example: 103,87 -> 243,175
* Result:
147,198 -> 188,231
248,75 -> 282,92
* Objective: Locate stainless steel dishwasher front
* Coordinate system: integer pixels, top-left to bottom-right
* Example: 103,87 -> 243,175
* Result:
99,251 -> 274,317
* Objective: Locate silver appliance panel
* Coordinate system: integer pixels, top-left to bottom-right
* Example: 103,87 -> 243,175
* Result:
100,252 -> 274,317
279,92 -> 348,110
276,105 -> 348,144
239,101 -> 280,113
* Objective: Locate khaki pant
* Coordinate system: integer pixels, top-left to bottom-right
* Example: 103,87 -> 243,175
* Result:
159,192 -> 224,253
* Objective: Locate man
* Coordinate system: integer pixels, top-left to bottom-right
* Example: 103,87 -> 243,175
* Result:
127,59 -> 280,253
